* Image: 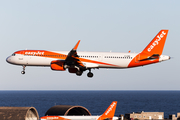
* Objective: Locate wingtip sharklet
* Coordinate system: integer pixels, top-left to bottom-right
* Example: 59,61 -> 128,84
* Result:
73,40 -> 81,50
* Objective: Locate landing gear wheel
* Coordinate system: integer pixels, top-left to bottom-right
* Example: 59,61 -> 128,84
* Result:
76,71 -> 83,76
21,65 -> 26,75
21,71 -> 25,74
87,72 -> 93,78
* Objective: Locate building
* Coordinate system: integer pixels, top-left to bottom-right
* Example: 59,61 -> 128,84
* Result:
125,111 -> 164,120
169,113 -> 180,120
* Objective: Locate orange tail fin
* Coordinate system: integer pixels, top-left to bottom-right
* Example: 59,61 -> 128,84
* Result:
141,30 -> 169,56
98,101 -> 117,120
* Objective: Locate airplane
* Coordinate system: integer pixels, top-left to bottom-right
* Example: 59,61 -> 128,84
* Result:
40,101 -> 118,120
6,30 -> 170,78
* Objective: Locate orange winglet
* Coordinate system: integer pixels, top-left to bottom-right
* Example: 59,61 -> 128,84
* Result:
73,40 -> 81,50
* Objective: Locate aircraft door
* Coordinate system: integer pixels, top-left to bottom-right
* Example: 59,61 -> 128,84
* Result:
19,51 -> 24,60
18,51 -> 28,65
98,55 -> 103,61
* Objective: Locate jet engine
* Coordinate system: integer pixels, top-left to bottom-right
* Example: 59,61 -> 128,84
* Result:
51,60 -> 65,71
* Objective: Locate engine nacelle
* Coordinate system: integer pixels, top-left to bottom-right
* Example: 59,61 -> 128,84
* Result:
51,60 -> 65,71
68,68 -> 78,73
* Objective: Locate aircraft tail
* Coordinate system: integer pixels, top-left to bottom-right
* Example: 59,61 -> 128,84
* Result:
141,30 -> 169,56
98,101 -> 117,120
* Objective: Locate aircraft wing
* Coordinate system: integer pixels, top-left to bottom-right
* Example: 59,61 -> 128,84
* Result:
64,40 -> 85,69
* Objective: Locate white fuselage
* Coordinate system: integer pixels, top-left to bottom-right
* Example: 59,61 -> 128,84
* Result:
6,51 -> 170,69
40,116 -> 119,120
6,51 -> 138,68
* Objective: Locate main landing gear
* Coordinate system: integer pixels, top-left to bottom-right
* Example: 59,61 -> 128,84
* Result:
76,71 -> 83,76
75,69 -> 94,78
87,69 -> 93,78
21,65 -> 26,74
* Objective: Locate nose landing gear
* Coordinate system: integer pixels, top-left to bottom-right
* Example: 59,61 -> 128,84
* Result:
21,65 -> 26,74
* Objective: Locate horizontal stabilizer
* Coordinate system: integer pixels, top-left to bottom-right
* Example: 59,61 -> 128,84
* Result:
139,54 -> 160,61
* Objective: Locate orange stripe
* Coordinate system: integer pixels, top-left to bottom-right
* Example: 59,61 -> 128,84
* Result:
15,50 -> 67,59
15,50 -> 119,67
41,116 -> 69,120
79,57 -> 118,67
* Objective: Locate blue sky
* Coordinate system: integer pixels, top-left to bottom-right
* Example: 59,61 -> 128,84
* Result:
0,0 -> 179,90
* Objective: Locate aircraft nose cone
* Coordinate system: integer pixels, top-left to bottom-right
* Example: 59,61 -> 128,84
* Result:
6,56 -> 11,63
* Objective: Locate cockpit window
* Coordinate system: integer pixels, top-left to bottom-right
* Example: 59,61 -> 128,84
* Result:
12,53 -> 16,56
